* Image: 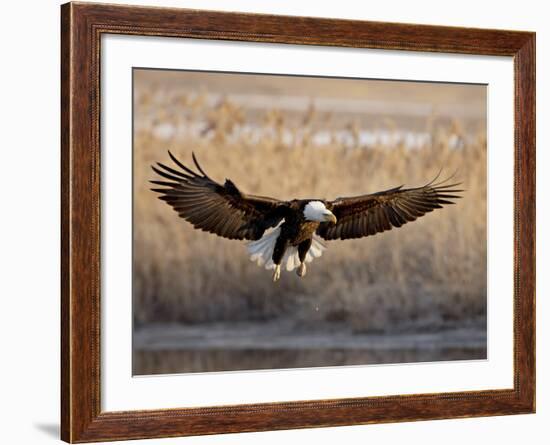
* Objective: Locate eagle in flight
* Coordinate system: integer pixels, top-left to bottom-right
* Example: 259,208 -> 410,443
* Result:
151,152 -> 462,281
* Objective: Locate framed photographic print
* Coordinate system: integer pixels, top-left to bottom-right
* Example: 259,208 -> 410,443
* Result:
61,2 -> 535,442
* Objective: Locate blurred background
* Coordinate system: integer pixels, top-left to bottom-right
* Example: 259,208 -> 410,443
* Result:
132,69 -> 487,375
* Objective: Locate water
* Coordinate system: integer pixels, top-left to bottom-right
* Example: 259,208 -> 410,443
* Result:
133,322 -> 486,375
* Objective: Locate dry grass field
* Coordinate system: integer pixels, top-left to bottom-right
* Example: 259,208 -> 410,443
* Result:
132,69 -> 487,373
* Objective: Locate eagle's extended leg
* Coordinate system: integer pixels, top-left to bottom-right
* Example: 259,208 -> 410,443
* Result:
272,237 -> 288,282
297,239 -> 312,278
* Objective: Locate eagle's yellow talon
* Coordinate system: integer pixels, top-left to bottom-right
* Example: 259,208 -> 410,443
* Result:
272,265 -> 281,282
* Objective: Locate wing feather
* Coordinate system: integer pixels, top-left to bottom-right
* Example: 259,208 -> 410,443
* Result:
318,175 -> 463,240
151,151 -> 288,240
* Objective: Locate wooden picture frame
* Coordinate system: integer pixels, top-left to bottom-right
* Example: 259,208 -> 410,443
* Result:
61,2 -> 535,442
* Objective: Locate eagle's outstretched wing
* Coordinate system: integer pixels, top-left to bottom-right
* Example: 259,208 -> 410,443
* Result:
151,151 -> 288,240
317,174 -> 463,241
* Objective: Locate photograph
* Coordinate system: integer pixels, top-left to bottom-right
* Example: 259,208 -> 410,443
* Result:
132,68 -> 487,375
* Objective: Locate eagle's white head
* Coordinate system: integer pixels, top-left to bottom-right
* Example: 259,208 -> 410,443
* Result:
303,201 -> 337,224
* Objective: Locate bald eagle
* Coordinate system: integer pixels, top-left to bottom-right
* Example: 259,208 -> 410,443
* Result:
151,152 -> 462,281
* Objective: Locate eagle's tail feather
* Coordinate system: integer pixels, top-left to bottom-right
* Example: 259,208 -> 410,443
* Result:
308,237 -> 326,259
247,231 -> 326,272
247,227 -> 280,268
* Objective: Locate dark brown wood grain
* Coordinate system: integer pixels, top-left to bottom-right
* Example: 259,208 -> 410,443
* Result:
60,2 -> 536,443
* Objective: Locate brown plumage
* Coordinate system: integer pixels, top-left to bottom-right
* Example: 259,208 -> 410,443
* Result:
150,152 -> 462,281
150,151 -> 288,241
317,177 -> 463,240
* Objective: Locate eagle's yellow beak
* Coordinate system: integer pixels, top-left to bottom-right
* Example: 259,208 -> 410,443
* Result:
324,212 -> 337,224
